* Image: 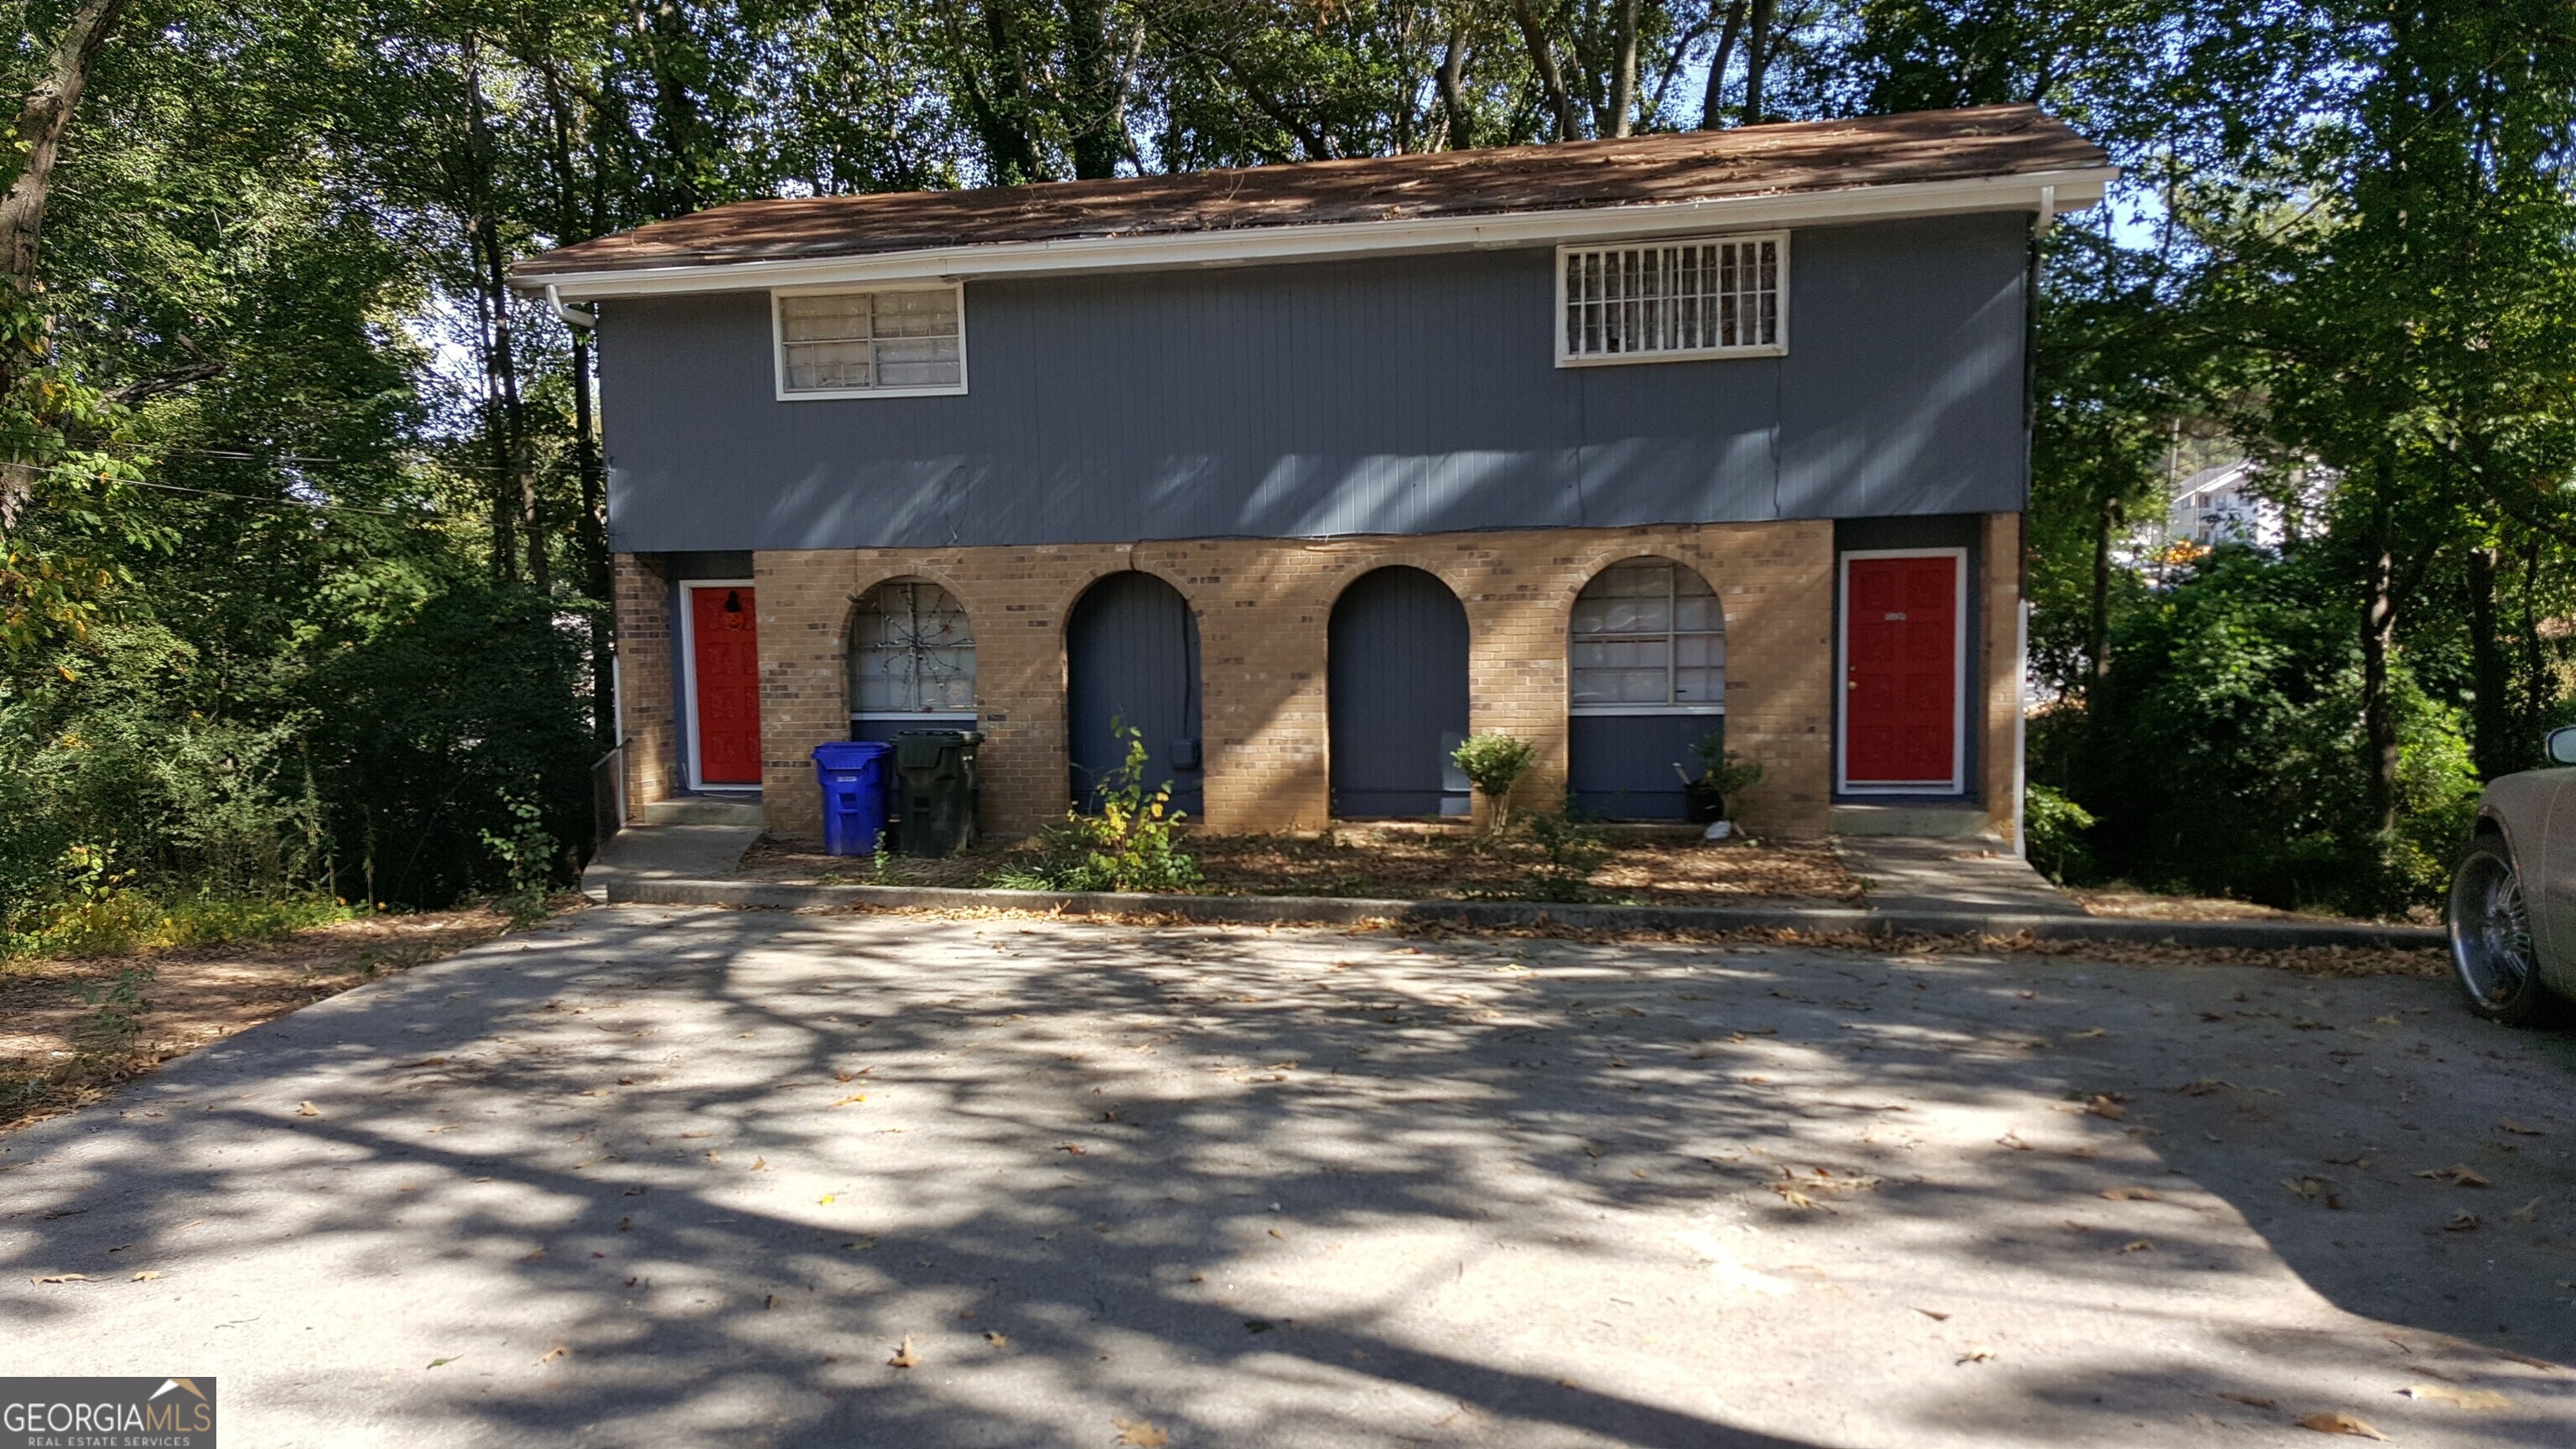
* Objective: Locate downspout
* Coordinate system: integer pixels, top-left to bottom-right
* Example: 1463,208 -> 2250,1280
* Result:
546,283 -> 596,330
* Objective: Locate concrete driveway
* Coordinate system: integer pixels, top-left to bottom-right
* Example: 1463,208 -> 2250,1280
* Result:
3,906 -> 2572,1447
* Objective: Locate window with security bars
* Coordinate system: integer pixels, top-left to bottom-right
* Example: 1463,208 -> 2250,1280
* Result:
1570,559 -> 1725,710
777,288 -> 963,396
1559,235 -> 1782,363
849,579 -> 975,714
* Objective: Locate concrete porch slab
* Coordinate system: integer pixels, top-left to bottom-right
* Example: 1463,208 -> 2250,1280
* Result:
1833,834 -> 2085,917
641,797 -> 765,827
1828,802 -> 1998,839
579,823 -> 764,902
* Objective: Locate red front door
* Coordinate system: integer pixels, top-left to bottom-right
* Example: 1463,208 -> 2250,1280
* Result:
1844,554 -> 1960,787
690,585 -> 762,786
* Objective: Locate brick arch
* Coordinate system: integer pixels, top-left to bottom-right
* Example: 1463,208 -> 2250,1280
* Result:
836,565 -> 983,662
1054,556 -> 1213,626
1311,551 -> 1477,613
1555,546 -> 1727,622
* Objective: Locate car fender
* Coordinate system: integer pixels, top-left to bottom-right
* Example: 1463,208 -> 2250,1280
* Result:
2472,769 -> 2573,994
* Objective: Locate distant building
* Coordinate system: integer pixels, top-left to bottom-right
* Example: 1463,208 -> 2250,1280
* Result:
2167,459 -> 2272,547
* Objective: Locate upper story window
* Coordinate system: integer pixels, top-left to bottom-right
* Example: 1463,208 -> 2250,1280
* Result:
1557,233 -> 1784,366
1570,558 -> 1725,713
775,285 -> 965,399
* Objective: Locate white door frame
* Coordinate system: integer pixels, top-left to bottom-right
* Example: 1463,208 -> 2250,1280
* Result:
678,579 -> 761,793
1835,547 -> 1968,795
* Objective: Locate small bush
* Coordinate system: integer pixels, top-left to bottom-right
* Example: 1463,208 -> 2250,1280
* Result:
479,789 -> 558,926
1452,734 -> 1537,833
2021,783 -> 2096,883
1002,724 -> 1200,893
1522,812 -> 1611,898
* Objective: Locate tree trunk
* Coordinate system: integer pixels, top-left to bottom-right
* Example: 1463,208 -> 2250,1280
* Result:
1607,0 -> 1641,138
2088,491 -> 2116,693
1436,29 -> 1474,149
1062,0 -> 1124,179
2521,537 -> 2547,745
2466,543 -> 2514,779
2360,463 -> 2400,838
1510,0 -> 1581,140
462,37 -> 539,589
1741,0 -> 1776,124
0,0 -> 124,287
1697,1 -> 1746,130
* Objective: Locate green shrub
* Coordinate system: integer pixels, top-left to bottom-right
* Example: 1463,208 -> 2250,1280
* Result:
1685,734 -> 1764,812
1001,724 -> 1200,893
1451,733 -> 1537,833
1522,812 -> 1611,898
479,789 -> 558,926
2021,783 -> 2096,883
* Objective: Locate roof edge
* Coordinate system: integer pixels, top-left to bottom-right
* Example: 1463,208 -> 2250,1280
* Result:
516,166 -> 2116,299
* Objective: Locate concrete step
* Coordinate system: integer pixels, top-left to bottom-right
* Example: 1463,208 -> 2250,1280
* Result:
581,823 -> 764,902
641,797 -> 766,827
1829,802 -> 1999,841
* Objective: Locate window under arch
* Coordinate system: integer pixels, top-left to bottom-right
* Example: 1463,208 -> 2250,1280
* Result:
849,579 -> 975,719
1570,558 -> 1724,712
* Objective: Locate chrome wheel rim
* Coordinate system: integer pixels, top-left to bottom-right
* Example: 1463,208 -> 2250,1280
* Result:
2451,851 -> 2534,1007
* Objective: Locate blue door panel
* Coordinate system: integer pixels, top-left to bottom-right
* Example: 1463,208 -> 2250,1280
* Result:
1568,715 -> 1723,820
1329,567 -> 1470,818
1067,572 -> 1204,817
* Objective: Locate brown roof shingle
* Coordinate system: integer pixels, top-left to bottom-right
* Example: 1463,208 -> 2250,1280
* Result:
515,105 -> 2105,281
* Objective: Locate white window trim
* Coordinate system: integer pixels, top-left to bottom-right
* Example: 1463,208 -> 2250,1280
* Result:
1568,559 -> 1728,715
678,579 -> 761,794
1553,231 -> 1788,368
1834,547 -> 1968,795
771,282 -> 969,402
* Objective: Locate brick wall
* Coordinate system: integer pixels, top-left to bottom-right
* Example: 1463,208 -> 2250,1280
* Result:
719,522 -> 1840,842
611,553 -> 675,810
1978,512 -> 2025,844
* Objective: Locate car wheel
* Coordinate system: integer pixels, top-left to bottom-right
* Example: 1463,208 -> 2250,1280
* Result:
2449,836 -> 2557,1025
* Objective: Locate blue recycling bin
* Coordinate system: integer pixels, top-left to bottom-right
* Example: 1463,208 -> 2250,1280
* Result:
812,741 -> 892,857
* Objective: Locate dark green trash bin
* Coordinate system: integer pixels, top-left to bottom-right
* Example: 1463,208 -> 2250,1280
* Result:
894,729 -> 981,857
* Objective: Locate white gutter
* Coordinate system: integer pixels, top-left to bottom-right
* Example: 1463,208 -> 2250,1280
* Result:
521,166 -> 2117,300
545,283 -> 597,330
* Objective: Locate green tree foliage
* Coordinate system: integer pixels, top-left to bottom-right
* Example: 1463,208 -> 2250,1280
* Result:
0,0 -> 2570,929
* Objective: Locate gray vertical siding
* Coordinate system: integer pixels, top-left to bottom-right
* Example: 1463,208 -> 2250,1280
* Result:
596,213 -> 2029,552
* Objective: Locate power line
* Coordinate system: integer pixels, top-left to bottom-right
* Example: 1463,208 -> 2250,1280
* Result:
122,477 -> 424,517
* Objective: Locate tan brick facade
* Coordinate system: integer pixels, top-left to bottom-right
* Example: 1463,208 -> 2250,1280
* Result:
616,515 -> 2027,844
611,553 -> 676,810
1977,511 -> 2025,844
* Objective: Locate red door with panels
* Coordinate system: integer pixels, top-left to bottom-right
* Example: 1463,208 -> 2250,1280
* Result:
690,585 -> 762,786
1843,554 -> 1960,787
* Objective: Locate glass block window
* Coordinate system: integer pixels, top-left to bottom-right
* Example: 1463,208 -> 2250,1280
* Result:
777,287 -> 963,395
1559,234 -> 1782,363
849,579 -> 975,714
1570,559 -> 1725,710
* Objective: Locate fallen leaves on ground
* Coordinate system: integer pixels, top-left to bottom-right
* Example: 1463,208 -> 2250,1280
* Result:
536,1345 -> 568,1365
2415,1164 -> 2490,1187
984,1330 -> 1008,1348
829,1093 -> 867,1107
2219,1393 -> 2277,1410
2100,1186 -> 2163,1201
1914,1307 -> 1950,1321
2297,1410 -> 2386,1438
130,1270 -> 162,1281
2121,1239 -> 2154,1253
2083,1095 -> 2127,1121
2177,1078 -> 2232,1095
2444,1211 -> 2483,1233
2506,1197 -> 2541,1223
2401,1383 -> 2509,1410
31,1272 -> 89,1284
2283,1175 -> 2336,1203
2499,1118 -> 2547,1136
887,1335 -> 920,1368
1956,1343 -> 1997,1364
1113,1417 -> 1171,1447
294,1101 -> 319,1118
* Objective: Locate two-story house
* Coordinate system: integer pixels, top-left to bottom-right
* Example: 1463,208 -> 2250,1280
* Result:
515,105 -> 2111,845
